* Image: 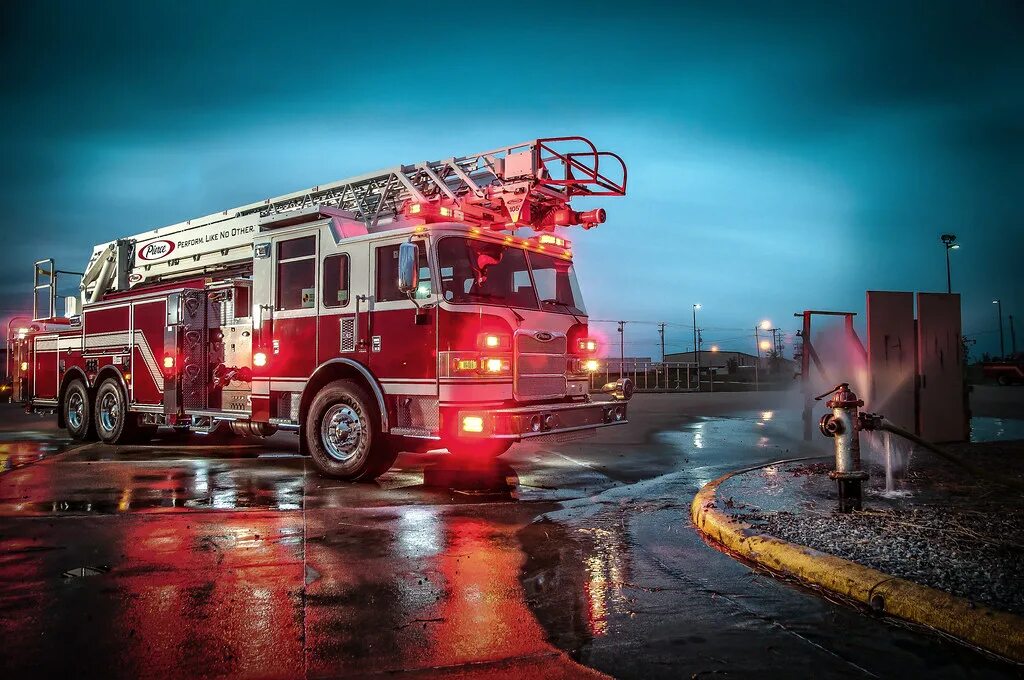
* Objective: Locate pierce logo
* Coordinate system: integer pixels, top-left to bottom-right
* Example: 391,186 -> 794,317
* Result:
139,240 -> 175,261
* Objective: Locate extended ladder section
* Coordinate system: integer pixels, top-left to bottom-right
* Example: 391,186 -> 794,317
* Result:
78,136 -> 626,301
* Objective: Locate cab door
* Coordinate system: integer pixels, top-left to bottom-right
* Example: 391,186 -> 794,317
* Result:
266,229 -> 320,380
367,237 -> 437,388
317,240 -> 371,367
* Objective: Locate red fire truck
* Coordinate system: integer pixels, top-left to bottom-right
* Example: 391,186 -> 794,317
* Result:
23,136 -> 633,480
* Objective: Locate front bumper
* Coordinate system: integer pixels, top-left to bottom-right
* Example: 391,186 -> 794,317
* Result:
456,400 -> 628,440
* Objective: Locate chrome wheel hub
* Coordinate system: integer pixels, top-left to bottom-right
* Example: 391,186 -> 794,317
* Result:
67,391 -> 84,430
321,404 -> 363,462
99,392 -> 120,433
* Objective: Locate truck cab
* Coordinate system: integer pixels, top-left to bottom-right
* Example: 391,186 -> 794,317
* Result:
249,216 -> 629,478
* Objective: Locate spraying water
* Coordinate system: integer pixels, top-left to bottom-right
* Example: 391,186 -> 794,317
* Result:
884,430 -> 894,492
865,429 -> 913,498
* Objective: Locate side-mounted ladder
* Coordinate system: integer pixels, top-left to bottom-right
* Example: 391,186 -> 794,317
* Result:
75,136 -> 627,303
240,135 -> 627,231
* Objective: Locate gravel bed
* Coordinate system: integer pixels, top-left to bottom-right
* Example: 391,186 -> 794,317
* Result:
739,440 -> 1024,616
750,507 -> 1024,616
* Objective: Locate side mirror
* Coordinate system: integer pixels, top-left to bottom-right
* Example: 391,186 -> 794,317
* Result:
397,242 -> 419,294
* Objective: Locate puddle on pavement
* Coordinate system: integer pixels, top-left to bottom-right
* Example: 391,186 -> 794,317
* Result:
11,465 -> 306,514
970,417 -> 1024,442
654,410 -> 822,463
518,516 -> 632,660
0,440 -> 66,472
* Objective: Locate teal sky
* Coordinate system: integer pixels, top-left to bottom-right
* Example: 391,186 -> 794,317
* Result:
1,1 -> 1021,358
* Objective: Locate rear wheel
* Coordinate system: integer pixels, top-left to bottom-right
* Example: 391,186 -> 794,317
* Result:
94,377 -> 137,444
63,380 -> 94,441
305,380 -> 397,480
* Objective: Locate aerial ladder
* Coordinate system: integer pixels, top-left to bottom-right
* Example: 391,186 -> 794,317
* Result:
39,136 -> 626,320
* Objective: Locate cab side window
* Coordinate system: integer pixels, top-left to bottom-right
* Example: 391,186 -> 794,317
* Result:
375,242 -> 432,302
276,236 -> 316,311
322,254 -> 350,308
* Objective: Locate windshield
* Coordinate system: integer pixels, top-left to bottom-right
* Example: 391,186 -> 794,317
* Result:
436,237 -> 587,315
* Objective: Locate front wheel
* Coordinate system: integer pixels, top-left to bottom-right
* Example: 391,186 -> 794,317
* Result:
305,380 -> 397,481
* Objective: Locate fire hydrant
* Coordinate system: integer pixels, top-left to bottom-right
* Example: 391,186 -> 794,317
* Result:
817,383 -> 870,512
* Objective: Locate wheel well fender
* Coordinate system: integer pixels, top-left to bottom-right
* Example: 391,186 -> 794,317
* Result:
94,366 -> 130,401
56,367 -> 90,428
299,359 -> 389,439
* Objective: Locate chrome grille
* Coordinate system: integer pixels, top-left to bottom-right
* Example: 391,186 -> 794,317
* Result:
515,331 -> 568,400
518,354 -> 567,374
517,334 -> 567,355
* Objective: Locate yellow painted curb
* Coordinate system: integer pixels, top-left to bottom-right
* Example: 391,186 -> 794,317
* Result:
691,464 -> 1024,663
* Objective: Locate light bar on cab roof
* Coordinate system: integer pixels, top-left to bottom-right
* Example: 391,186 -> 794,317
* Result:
538,234 -> 567,247
405,202 -> 462,221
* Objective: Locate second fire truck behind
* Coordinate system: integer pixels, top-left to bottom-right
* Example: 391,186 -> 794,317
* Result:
26,136 -> 633,480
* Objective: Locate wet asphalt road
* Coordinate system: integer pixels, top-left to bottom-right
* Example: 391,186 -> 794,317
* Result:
1,388 -> 1022,679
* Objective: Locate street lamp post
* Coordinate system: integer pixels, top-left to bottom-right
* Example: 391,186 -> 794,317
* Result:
692,304 -> 701,391
941,234 -> 959,294
993,299 -> 1005,358
753,326 -> 760,391
754,320 -> 772,391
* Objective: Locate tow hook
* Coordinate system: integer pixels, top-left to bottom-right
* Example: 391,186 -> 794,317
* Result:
601,377 -> 634,401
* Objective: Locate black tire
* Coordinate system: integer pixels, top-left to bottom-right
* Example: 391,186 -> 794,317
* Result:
62,379 -> 94,441
93,377 -> 137,445
997,374 -> 1012,387
305,379 -> 397,481
445,439 -> 513,459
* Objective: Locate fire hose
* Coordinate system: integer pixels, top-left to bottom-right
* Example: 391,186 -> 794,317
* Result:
876,420 -> 1024,494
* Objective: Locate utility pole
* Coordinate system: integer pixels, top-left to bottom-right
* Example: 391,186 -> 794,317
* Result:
1011,314 -> 1018,355
617,321 -> 626,379
657,322 -> 666,390
993,300 -> 1005,358
692,304 -> 701,391
697,328 -> 704,391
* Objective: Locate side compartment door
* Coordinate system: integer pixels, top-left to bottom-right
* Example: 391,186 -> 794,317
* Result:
317,240 -> 371,368
130,299 -> 167,406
